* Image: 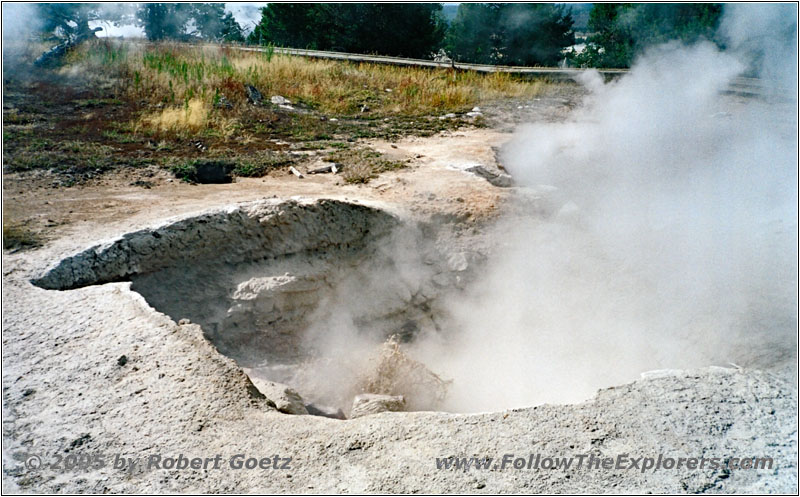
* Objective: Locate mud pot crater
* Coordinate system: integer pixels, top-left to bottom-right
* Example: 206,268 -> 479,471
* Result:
31,198 -> 478,419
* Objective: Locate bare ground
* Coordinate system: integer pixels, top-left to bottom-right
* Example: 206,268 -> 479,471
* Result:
2,88 -> 797,493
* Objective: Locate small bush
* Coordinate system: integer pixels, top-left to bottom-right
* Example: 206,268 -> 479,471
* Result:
170,161 -> 198,182
3,221 -> 43,251
233,153 -> 295,177
329,147 -> 406,184
342,162 -> 374,184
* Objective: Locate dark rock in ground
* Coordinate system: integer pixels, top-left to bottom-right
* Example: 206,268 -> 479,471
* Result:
184,160 -> 235,184
245,84 -> 262,105
306,404 -> 346,420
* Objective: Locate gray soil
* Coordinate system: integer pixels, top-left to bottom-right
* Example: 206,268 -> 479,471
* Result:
2,89 -> 797,493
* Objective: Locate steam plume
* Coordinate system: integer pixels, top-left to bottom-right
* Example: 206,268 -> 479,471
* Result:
413,3 -> 797,412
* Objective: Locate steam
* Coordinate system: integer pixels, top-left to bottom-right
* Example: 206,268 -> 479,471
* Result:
2,3 -> 42,72
225,3 -> 266,35
2,3 -> 41,42
7,2 -> 793,415
415,4 -> 796,412
718,3 -> 798,89
284,4 -> 796,414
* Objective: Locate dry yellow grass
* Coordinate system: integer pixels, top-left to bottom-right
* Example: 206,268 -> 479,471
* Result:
139,99 -> 205,133
76,40 -> 550,119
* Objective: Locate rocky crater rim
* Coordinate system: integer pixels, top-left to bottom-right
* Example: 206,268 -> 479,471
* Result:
29,197 -> 472,418
30,197 -> 399,291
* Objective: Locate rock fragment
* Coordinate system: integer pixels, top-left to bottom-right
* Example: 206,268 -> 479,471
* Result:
245,84 -> 262,104
465,165 -> 513,187
243,370 -> 309,415
351,394 -> 406,418
270,95 -> 291,105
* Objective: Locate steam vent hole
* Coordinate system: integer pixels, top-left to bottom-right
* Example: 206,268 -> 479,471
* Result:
31,199 -> 464,419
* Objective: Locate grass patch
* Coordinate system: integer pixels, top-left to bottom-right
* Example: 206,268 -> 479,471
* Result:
169,161 -> 196,182
327,148 -> 406,184
3,109 -> 35,124
102,129 -> 139,143
232,152 -> 296,177
3,139 -> 141,180
67,40 -> 550,140
136,98 -> 235,139
74,98 -> 123,108
3,220 -> 43,251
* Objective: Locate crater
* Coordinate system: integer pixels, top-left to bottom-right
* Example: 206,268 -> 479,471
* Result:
32,198 -> 473,418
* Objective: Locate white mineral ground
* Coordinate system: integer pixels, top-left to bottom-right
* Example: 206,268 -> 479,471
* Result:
2,86 -> 797,493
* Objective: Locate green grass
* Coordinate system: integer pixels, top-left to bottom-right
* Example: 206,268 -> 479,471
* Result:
169,161 -> 198,182
232,152 -> 295,177
102,129 -> 139,143
3,139 -> 144,176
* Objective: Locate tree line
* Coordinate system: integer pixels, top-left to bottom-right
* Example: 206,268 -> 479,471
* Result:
35,3 -> 726,68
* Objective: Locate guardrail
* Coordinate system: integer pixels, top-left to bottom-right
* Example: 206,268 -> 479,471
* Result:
127,40 -> 793,97
181,42 -> 628,77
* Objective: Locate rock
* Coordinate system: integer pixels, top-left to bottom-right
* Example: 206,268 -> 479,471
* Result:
214,95 -> 233,109
192,160 -> 234,184
351,394 -> 406,418
360,104 -> 370,113
306,404 -> 346,420
465,165 -> 513,188
245,84 -> 262,105
438,113 -> 457,120
466,111 -> 482,118
271,95 -> 291,105
432,48 -> 453,64
243,370 -> 308,415
471,106 -> 481,112
307,162 -> 338,175
117,355 -> 127,367
447,252 -> 468,272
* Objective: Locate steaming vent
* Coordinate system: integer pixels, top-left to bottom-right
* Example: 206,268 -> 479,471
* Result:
31,198 -> 468,418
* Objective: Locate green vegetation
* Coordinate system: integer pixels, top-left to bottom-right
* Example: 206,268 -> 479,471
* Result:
2,136 -> 143,175
249,4 -> 447,59
446,3 -> 575,66
138,3 -> 244,42
63,40 -> 543,143
34,4 -> 243,43
570,4 -> 724,68
232,153 -> 296,177
6,11 -> 554,188
31,2 -> 728,71
327,148 -> 406,184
